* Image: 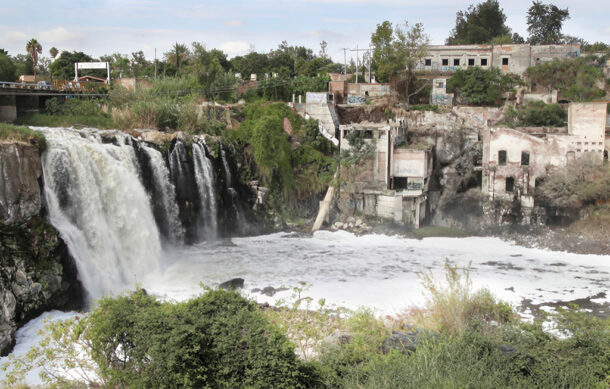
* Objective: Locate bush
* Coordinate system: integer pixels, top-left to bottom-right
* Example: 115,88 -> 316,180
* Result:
447,67 -> 521,106
526,57 -> 605,101
232,102 -> 336,216
0,122 -> 46,153
3,289 -> 316,388
505,101 -> 567,127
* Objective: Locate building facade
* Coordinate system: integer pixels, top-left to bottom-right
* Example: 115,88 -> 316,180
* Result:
419,44 -> 580,75
482,102 -> 608,216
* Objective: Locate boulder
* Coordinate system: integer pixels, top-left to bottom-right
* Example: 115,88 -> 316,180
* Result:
381,329 -> 438,354
322,331 -> 352,348
261,286 -> 276,296
219,278 -> 245,290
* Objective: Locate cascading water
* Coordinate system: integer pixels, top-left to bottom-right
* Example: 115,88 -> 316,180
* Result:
40,127 -> 162,300
141,145 -> 184,243
220,145 -> 247,234
192,141 -> 218,239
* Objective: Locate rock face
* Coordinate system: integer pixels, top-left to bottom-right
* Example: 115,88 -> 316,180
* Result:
0,142 -> 42,224
0,141 -> 83,355
0,217 -> 83,355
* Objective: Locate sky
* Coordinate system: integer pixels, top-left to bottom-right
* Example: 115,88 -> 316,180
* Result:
1,0 -> 609,64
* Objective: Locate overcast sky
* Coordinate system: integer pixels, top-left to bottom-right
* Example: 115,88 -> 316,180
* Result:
1,0 -> 608,63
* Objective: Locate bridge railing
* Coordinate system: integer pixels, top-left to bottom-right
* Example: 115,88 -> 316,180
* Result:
0,80 -> 95,93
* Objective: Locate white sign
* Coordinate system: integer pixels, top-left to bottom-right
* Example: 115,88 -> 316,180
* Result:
76,62 -> 108,70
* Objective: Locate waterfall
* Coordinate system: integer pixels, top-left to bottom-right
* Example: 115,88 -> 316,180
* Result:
39,127 -> 162,300
141,145 -> 184,243
192,142 -> 217,239
220,145 -> 248,235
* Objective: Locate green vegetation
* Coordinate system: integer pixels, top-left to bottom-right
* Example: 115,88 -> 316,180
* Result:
2,289 -> 313,388
15,113 -> 114,129
504,101 -> 567,127
447,67 -> 521,106
370,20 -> 429,107
525,57 -> 605,101
5,263 -> 609,388
409,104 -> 439,112
446,0 -> 521,45
526,1 -> 570,45
536,154 -> 610,220
0,52 -> 16,81
0,122 -> 46,153
231,102 -> 336,216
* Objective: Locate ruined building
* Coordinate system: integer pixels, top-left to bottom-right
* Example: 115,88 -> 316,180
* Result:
338,121 -> 433,227
419,43 -> 580,76
481,102 -> 609,221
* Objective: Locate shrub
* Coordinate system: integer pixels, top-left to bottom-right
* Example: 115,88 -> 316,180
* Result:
0,123 -> 46,153
505,101 -> 567,127
3,289 -> 316,388
447,67 -> 521,106
526,57 -> 605,101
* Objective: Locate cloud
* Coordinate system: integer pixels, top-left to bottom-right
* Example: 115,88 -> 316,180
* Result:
222,20 -> 243,27
39,27 -> 80,43
3,30 -> 29,45
218,40 -> 251,57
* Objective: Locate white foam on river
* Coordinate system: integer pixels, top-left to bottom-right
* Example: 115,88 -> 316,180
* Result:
3,231 -> 609,386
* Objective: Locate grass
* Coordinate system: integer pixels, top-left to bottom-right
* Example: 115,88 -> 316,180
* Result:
0,122 -> 46,153
15,113 -> 115,129
412,225 -> 470,239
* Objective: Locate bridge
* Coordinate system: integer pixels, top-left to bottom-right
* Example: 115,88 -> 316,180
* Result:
0,81 -> 105,122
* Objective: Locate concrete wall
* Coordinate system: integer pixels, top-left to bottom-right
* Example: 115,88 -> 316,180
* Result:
393,149 -> 428,178
568,102 -> 607,140
306,92 -> 328,104
347,83 -> 390,98
523,90 -> 558,104
421,44 -> 580,75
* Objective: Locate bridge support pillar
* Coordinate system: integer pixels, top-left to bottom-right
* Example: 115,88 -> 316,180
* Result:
0,96 -> 17,123
16,95 -> 40,116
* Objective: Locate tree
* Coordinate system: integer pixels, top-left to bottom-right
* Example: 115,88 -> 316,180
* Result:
319,40 -> 328,59
394,21 -> 430,109
25,38 -> 42,77
50,51 -> 94,80
526,1 -> 570,45
100,53 -> 131,78
446,0 -> 512,44
0,52 -> 16,81
165,42 -> 189,72
49,46 -> 58,59
371,21 -> 402,83
447,67 -> 520,106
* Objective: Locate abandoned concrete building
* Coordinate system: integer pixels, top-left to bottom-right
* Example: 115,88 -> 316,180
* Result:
419,44 -> 580,75
482,102 -> 608,219
338,121 -> 433,227
328,80 -> 391,105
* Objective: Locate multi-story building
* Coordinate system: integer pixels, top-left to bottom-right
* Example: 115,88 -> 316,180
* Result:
419,44 -> 580,75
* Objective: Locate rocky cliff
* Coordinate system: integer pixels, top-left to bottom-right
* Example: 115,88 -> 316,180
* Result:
0,141 -> 82,355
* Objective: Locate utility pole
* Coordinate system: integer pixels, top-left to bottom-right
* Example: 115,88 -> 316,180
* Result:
356,44 -> 359,84
343,48 -> 347,81
349,46 -> 373,83
154,48 -> 157,81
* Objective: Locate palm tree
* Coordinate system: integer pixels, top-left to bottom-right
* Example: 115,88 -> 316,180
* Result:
26,38 -> 42,77
165,42 -> 188,72
49,46 -> 58,59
